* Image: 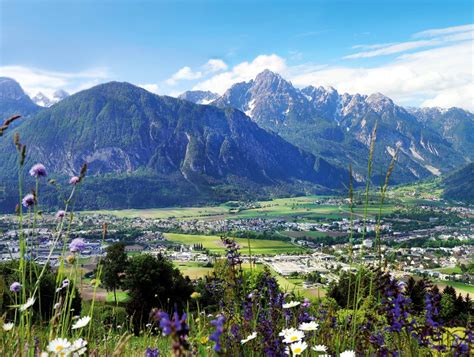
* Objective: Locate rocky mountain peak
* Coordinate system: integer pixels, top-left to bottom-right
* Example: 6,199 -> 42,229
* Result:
0,77 -> 28,101
32,92 -> 53,107
178,90 -> 219,105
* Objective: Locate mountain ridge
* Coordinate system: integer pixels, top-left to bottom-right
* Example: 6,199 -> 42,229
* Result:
0,80 -> 349,212
180,70 -> 472,184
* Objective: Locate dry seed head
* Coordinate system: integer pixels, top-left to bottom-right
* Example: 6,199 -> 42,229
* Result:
20,145 -> 26,166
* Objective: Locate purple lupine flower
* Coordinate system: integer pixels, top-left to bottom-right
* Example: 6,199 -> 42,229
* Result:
55,210 -> 66,219
222,237 -> 242,267
70,238 -> 86,253
209,315 -> 225,352
69,176 -> 80,185
22,193 -> 35,208
145,347 -> 159,357
156,311 -> 172,335
10,282 -> 21,293
29,164 -> 47,178
152,309 -> 190,354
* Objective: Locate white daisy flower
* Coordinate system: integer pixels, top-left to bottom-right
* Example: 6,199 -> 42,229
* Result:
20,297 -> 35,312
47,337 -> 71,355
282,301 -> 300,309
340,350 -> 356,357
2,322 -> 14,331
312,344 -> 328,352
70,338 -> 88,356
289,341 -> 308,356
71,316 -> 91,330
279,328 -> 295,337
282,329 -> 305,344
298,321 -> 319,331
240,331 -> 257,344
54,303 -> 60,310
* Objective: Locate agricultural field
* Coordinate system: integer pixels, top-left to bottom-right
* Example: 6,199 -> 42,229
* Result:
164,233 -> 307,255
434,281 -> 474,296
89,194 -> 399,222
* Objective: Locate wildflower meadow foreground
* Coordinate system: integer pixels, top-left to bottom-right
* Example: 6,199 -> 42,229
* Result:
0,115 -> 472,356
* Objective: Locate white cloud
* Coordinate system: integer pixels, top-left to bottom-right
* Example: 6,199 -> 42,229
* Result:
413,23 -> 474,38
138,83 -> 159,93
193,54 -> 286,94
203,59 -> 228,73
187,24 -> 473,110
0,65 -> 110,97
345,40 -> 436,59
346,23 -> 473,59
166,66 -> 202,85
290,41 -> 473,110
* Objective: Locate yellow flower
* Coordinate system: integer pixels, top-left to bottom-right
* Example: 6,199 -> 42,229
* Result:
190,292 -> 201,299
200,336 -> 209,344
66,255 -> 75,264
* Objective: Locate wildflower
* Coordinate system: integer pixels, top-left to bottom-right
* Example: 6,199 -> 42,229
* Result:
2,322 -> 14,331
29,163 -> 47,177
200,336 -> 209,344
56,210 -> 66,219
20,297 -> 35,311
287,341 -> 308,356
54,303 -> 60,310
209,315 -> 225,352
66,255 -> 76,264
70,338 -> 87,355
153,310 -> 190,354
22,193 -> 35,208
283,301 -> 300,309
69,176 -> 80,185
72,316 -> 91,329
70,238 -> 86,253
10,281 -> 21,293
190,291 -> 201,299
62,279 -> 70,288
145,347 -> 159,357
241,332 -> 257,344
281,328 -> 305,344
301,298 -> 311,308
312,345 -> 328,352
298,321 -> 319,331
340,351 -> 356,357
47,338 -> 71,354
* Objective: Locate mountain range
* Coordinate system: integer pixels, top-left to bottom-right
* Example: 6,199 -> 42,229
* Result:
0,71 -> 472,210
0,80 -> 347,211
191,70 -> 472,183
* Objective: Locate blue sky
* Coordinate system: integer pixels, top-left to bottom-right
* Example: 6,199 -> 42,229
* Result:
1,0 -> 473,109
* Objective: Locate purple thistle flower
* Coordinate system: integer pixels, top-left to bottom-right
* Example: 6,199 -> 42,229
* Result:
69,176 -> 80,185
70,238 -> 86,253
55,210 -> 66,219
29,163 -> 47,178
10,282 -> 21,293
145,348 -> 159,357
22,193 -> 35,208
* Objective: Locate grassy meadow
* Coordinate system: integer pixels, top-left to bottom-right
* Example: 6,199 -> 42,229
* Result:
88,194 -> 398,222
163,233 -> 307,255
